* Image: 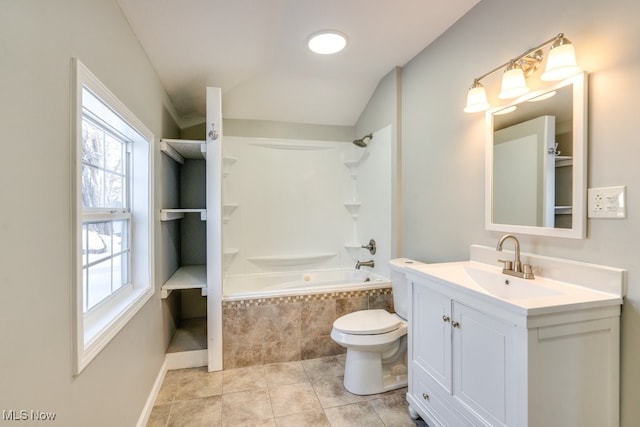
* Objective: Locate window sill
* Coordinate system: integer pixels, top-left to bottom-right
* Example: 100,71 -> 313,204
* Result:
76,284 -> 153,374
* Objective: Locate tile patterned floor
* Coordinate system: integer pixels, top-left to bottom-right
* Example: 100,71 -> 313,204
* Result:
148,354 -> 427,426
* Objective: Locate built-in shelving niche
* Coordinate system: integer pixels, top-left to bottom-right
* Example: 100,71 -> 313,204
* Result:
160,138 -> 208,369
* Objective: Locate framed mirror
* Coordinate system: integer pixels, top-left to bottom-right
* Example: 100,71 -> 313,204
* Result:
485,72 -> 587,238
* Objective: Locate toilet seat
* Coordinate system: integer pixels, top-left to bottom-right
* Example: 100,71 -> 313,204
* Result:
333,309 -> 402,335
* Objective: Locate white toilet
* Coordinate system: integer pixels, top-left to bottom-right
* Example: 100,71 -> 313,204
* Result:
330,258 -> 417,395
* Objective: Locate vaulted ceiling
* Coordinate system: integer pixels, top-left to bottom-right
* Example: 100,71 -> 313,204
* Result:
116,0 -> 480,128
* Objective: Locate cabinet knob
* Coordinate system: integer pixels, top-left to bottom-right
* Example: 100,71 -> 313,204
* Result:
422,392 -> 430,401
451,321 -> 460,328
442,315 -> 450,322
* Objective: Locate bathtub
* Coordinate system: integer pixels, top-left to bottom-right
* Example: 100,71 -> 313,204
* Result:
223,268 -> 391,301
221,267 -> 395,369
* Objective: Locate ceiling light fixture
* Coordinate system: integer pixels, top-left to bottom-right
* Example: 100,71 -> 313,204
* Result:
464,33 -> 581,113
307,30 -> 347,55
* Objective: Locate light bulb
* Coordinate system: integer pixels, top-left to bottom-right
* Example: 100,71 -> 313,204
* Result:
542,38 -> 580,81
464,81 -> 489,113
499,64 -> 529,99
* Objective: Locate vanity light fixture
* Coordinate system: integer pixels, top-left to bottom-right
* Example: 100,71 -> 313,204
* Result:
308,30 -> 347,55
464,33 -> 580,113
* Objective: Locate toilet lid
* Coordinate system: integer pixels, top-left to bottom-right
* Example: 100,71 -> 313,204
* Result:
333,309 -> 401,335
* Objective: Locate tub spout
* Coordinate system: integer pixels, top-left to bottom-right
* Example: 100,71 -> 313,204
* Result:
356,260 -> 375,269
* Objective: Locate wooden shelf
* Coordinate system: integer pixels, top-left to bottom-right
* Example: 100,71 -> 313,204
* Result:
161,265 -> 207,299
160,138 -> 206,164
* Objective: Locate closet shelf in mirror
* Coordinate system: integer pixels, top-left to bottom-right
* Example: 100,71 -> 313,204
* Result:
160,209 -> 207,221
160,139 -> 206,164
555,206 -> 573,215
555,156 -> 573,167
161,265 -> 207,299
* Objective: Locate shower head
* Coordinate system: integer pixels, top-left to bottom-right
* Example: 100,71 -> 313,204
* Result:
352,133 -> 373,147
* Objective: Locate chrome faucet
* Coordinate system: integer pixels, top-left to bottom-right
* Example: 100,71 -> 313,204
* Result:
356,260 -> 375,269
496,234 -> 534,279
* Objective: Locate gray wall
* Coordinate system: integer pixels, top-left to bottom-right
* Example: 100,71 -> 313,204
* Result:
398,0 -> 640,424
0,1 -> 180,425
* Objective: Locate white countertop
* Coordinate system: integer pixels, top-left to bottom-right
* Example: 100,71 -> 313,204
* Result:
406,258 -> 623,317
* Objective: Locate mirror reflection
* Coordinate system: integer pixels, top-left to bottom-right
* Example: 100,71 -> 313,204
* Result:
486,73 -> 586,239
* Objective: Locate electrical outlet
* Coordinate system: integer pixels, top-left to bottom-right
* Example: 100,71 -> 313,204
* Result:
588,186 -> 626,218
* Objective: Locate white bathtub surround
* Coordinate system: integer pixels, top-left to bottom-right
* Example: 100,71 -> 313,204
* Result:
221,126 -> 393,280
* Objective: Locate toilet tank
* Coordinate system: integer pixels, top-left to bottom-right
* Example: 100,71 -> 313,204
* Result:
389,258 -> 421,320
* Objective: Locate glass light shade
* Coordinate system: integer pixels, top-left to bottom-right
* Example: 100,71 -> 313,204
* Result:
464,82 -> 489,113
499,66 -> 529,99
541,40 -> 580,81
308,31 -> 347,54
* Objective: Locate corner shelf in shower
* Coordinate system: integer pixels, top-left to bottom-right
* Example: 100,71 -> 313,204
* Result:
223,248 -> 239,269
344,160 -> 360,179
222,203 -> 238,223
223,156 -> 237,177
161,265 -> 207,299
160,208 -> 207,221
344,202 -> 362,219
160,138 -> 206,163
246,253 -> 336,267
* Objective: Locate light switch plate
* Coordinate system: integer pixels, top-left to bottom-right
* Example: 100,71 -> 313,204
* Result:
588,186 -> 626,218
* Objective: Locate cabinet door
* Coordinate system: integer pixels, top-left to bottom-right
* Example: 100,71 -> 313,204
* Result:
452,301 -> 515,427
412,281 -> 452,392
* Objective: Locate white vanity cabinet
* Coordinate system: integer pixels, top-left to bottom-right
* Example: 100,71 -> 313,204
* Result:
407,270 -> 621,427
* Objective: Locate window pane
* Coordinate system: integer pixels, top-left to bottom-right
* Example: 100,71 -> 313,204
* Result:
83,268 -> 88,313
87,259 -> 111,310
112,220 -> 129,253
82,120 -> 104,168
82,165 -> 105,208
104,134 -> 124,173
85,222 -> 110,265
81,119 -> 127,210
105,172 -> 124,208
112,254 -> 126,291
81,223 -> 88,266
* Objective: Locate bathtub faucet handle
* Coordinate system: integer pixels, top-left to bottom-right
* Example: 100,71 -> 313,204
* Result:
361,239 -> 377,255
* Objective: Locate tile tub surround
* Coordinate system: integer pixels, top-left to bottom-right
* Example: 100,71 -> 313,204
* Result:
222,287 -> 394,369
147,355 -> 425,427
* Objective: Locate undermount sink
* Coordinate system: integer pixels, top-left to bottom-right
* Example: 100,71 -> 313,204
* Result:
463,266 -> 562,300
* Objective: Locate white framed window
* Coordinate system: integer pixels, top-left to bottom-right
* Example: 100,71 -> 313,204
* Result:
72,59 -> 154,374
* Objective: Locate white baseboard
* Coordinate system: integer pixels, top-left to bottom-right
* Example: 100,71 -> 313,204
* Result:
136,358 -> 168,427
